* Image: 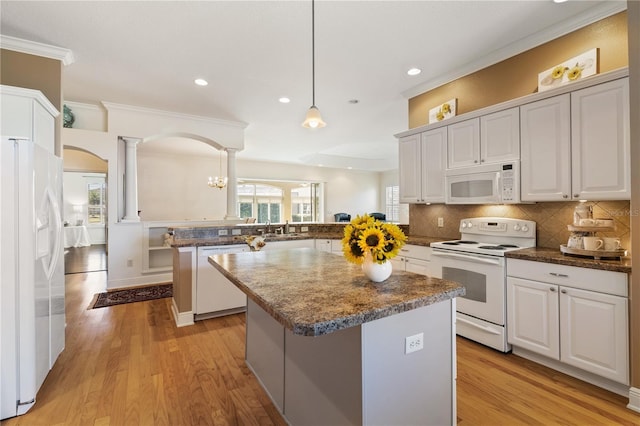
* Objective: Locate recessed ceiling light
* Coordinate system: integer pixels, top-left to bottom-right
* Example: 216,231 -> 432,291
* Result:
407,68 -> 422,76
194,78 -> 208,86
279,97 -> 291,103
347,166 -> 353,170
553,0 -> 568,3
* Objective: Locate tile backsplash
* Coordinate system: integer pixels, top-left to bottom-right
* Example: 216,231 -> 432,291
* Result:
409,201 -> 632,255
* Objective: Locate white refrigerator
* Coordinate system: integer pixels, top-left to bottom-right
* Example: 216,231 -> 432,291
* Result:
1,137 -> 65,420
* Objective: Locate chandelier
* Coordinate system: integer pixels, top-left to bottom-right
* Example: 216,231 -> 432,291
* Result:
301,0 -> 326,129
207,150 -> 228,189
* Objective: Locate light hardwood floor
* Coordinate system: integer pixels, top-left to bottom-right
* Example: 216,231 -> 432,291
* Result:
2,271 -> 638,425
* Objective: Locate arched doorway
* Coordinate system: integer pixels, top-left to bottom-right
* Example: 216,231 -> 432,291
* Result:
62,146 -> 108,274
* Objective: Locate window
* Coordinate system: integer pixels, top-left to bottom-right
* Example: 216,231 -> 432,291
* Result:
385,185 -> 400,223
238,184 -> 283,223
238,180 -> 322,223
87,182 -> 106,224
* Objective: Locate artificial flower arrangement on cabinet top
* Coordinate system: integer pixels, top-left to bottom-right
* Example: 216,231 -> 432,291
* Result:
341,214 -> 407,264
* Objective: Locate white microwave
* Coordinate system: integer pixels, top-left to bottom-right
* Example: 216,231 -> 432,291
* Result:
445,162 -> 520,204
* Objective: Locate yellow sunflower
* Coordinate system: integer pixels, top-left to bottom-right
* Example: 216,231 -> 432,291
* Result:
551,65 -> 566,79
358,227 -> 386,254
436,110 -> 445,121
567,65 -> 582,81
441,103 -> 451,114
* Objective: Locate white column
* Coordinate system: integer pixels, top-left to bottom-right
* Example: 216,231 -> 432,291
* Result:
122,137 -> 141,222
225,148 -> 240,220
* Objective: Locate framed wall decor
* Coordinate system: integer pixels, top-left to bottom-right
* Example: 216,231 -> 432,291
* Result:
538,48 -> 599,92
429,98 -> 457,124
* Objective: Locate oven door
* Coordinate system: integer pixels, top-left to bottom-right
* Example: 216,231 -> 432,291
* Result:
430,249 -> 505,325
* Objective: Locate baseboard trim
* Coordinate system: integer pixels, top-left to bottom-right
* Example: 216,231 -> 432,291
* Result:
107,273 -> 172,290
628,387 -> 640,413
171,298 -> 194,328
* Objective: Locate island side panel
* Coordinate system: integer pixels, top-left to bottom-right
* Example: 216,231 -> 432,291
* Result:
245,299 -> 285,412
171,247 -> 195,327
362,299 -> 454,426
284,325 -> 363,425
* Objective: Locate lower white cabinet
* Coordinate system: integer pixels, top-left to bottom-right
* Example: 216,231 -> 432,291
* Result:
391,245 -> 431,276
196,245 -> 249,317
315,239 -> 342,254
507,259 -> 628,385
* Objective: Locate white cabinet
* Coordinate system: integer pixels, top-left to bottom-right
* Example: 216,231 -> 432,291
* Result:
399,127 -> 446,204
1,85 -> 58,154
447,107 -> 519,169
571,78 -> 630,200
520,94 -> 571,201
390,245 -> 431,276
196,245 -> 249,317
263,239 -> 315,251
507,259 -> 628,385
315,239 -> 342,254
521,78 -> 630,201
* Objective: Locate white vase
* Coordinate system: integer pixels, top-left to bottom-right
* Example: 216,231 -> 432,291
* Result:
361,253 -> 392,282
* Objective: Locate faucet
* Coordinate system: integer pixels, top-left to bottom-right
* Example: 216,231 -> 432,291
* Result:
266,220 -> 271,234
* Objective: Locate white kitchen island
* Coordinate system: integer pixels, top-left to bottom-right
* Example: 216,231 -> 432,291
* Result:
209,248 -> 465,426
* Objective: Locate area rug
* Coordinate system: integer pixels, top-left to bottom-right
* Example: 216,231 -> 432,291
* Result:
90,284 -> 172,309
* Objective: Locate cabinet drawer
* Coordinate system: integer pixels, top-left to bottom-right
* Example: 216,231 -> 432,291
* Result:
399,244 -> 431,261
507,259 -> 627,297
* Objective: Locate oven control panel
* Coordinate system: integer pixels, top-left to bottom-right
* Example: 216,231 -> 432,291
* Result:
459,218 -> 536,238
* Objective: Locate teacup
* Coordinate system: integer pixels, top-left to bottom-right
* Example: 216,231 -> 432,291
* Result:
583,236 -> 603,251
603,237 -> 621,251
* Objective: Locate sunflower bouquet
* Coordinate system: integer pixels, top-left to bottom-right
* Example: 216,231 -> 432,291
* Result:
341,214 -> 407,265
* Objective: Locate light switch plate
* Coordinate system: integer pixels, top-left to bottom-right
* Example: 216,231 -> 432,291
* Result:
218,229 -> 228,236
232,229 -> 241,235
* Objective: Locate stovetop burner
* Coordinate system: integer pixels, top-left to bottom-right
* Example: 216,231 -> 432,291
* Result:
478,245 -> 508,250
442,240 -> 478,246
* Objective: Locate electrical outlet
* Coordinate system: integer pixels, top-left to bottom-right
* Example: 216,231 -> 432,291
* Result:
218,229 -> 228,236
437,217 -> 444,227
232,229 -> 241,236
405,332 -> 424,354
126,259 -> 133,267
301,226 -> 309,232
290,226 -> 296,233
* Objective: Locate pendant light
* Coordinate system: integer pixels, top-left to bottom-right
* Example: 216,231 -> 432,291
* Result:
302,0 -> 326,129
207,150 -> 228,189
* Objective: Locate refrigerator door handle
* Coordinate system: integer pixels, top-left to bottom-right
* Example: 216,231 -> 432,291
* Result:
37,186 -> 62,281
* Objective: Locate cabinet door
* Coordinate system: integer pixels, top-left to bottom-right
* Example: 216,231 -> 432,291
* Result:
398,134 -> 422,203
390,256 -> 405,271
421,127 -> 447,203
560,287 -> 628,384
571,78 -> 630,200
480,107 -> 520,164
520,95 -> 571,201
447,118 -> 480,168
404,257 -> 430,276
507,277 -> 560,359
315,239 -> 332,252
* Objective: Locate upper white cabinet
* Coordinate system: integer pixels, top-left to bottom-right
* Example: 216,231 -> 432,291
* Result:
447,107 -> 519,169
1,85 -> 58,154
571,78 -> 630,200
520,94 -> 572,201
399,127 -> 446,203
521,78 -> 630,201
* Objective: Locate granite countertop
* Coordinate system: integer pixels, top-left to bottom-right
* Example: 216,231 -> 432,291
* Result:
172,233 -> 312,248
208,248 -> 465,337
506,247 -> 632,274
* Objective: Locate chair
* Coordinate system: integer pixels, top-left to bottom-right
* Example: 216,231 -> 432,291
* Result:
370,212 -> 386,221
334,213 -> 351,222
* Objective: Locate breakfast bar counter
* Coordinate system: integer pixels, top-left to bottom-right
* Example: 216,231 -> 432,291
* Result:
208,248 -> 464,426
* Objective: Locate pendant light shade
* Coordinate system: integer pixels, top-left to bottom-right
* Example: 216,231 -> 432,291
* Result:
302,105 -> 326,129
302,0 -> 326,128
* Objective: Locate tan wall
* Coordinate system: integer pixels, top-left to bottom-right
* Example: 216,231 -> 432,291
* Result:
63,148 -> 108,173
1,49 -> 63,154
408,12 -> 629,129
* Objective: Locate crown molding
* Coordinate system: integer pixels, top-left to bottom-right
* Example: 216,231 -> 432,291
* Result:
0,35 -> 74,66
402,1 -> 627,99
101,101 -> 248,129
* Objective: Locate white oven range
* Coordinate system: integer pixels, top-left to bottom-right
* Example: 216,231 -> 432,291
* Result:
430,217 -> 536,352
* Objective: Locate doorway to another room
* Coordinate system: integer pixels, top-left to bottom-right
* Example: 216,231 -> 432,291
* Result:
63,147 -> 108,275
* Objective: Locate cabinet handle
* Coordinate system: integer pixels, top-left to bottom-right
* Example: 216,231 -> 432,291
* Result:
574,194 -> 580,198
561,289 -> 568,294
474,160 -> 478,163
480,159 -> 485,163
562,194 -> 568,199
549,272 -> 569,278
549,287 -> 556,292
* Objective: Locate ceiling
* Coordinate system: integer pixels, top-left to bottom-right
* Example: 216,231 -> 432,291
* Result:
0,1 -> 623,171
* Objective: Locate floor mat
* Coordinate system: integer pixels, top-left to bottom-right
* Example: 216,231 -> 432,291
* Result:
90,284 -> 172,309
